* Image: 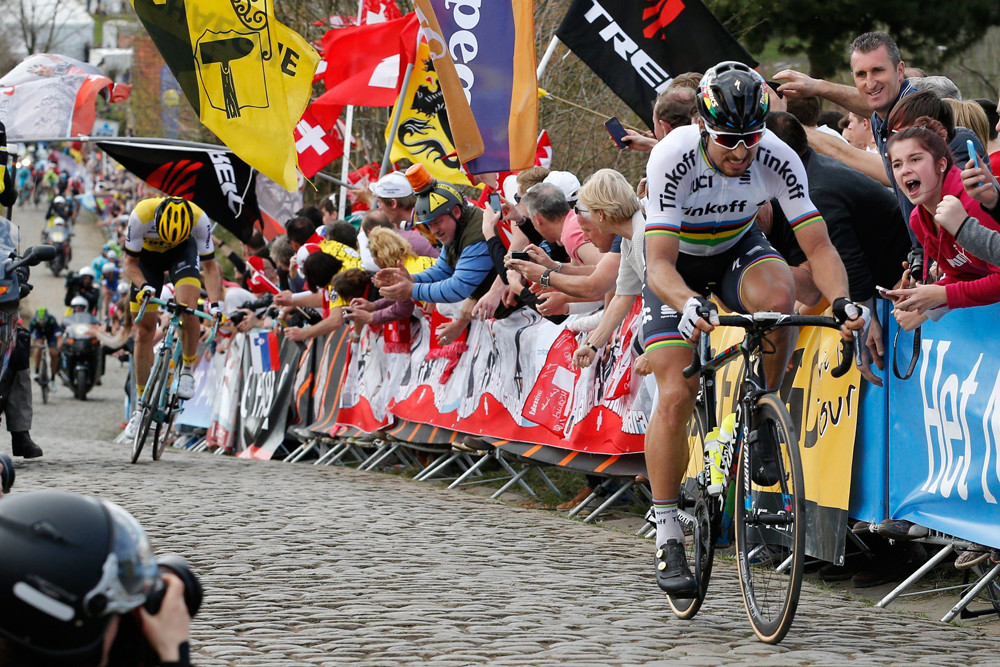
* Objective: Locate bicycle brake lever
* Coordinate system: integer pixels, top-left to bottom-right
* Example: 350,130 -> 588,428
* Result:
830,336 -> 855,378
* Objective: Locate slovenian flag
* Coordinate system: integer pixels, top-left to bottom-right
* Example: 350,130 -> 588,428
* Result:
250,331 -> 281,373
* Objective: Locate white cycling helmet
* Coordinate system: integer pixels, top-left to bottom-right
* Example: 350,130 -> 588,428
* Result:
52,196 -> 65,205
52,217 -> 66,227
78,266 -> 96,279
70,296 -> 89,309
101,262 -> 117,275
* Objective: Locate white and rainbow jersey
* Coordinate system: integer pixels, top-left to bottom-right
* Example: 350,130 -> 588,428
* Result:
645,125 -> 822,256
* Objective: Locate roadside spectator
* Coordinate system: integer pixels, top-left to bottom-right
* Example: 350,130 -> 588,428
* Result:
786,96 -> 846,142
886,117 -> 1000,327
818,109 -> 846,135
937,153 -> 1000,267
569,169 -> 646,372
909,75 -> 961,100
362,207 -> 438,259
840,112 -> 877,152
972,98 -> 1000,177
766,111 -> 908,385
326,219 -> 359,250
774,32 -> 916,194
623,86 -> 697,152
945,98 -> 991,151
367,227 -> 436,276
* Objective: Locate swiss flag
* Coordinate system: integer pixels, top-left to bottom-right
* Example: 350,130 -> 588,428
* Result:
534,131 -> 553,168
294,107 -> 344,178
362,0 -> 402,24
318,13 -> 419,108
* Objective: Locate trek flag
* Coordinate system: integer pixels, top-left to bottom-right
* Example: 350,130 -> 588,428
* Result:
556,0 -> 756,128
0,54 -> 129,141
384,41 -> 471,186
414,0 -> 537,174
96,141 -> 260,243
130,0 -> 319,191
317,13 -> 419,107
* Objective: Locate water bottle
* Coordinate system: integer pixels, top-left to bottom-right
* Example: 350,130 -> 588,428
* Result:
716,413 -> 737,484
704,427 -> 724,496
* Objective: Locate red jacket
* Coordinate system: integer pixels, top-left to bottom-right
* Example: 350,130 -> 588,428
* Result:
910,167 -> 1000,309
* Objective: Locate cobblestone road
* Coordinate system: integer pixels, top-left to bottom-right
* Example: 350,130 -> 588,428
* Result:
8,206 -> 1000,665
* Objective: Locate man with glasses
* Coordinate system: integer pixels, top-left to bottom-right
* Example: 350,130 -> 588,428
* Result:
642,61 -> 867,594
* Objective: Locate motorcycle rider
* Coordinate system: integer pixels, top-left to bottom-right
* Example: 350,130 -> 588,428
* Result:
65,266 -> 100,314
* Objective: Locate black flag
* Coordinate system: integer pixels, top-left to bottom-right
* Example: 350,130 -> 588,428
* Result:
98,141 -> 260,242
557,0 -> 756,128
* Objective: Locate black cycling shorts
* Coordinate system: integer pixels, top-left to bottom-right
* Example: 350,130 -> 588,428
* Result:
129,239 -> 202,312
642,226 -> 787,352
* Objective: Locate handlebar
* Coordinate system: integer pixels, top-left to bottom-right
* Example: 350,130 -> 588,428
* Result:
135,295 -> 218,324
681,311 -> 856,379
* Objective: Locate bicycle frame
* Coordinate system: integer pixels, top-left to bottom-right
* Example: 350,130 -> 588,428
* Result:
136,296 -> 218,415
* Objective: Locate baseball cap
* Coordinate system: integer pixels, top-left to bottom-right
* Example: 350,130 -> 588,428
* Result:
543,171 -> 581,204
370,171 -> 414,199
501,174 -> 520,202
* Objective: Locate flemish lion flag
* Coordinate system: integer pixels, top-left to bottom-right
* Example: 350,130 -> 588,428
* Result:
130,0 -> 318,191
384,41 -> 471,187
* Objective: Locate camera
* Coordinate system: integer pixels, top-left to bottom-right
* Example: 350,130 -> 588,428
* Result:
108,555 -> 202,666
229,293 -> 275,325
907,246 -> 924,283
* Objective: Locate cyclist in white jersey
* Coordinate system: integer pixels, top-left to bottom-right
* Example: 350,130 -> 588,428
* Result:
642,62 -> 869,594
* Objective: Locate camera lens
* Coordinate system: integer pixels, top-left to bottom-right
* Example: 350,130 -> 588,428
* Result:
143,554 -> 203,617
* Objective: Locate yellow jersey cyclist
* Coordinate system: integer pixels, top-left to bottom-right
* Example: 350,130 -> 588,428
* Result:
122,197 -> 223,438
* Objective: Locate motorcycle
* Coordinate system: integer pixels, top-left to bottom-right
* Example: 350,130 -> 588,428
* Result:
59,311 -> 102,400
43,220 -> 71,276
0,217 -> 56,408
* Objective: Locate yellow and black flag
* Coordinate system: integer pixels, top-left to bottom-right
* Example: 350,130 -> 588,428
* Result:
131,0 -> 318,191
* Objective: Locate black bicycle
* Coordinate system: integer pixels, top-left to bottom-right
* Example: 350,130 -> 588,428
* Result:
667,311 -> 854,644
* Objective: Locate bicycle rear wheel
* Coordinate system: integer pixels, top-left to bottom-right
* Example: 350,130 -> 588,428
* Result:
735,393 -> 804,644
131,359 -> 166,464
667,405 -> 718,620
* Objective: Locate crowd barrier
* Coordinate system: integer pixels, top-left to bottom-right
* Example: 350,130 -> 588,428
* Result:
179,300 -> 1000,561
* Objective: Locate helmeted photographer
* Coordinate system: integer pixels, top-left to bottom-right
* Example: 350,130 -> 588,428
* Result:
0,490 -> 197,665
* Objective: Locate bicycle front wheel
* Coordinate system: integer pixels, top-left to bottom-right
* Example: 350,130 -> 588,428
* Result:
131,359 -> 166,464
735,393 -> 804,644
667,405 -> 718,620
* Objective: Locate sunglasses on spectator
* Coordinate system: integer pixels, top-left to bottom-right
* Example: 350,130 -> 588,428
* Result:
574,205 -> 590,216
705,126 -> 765,150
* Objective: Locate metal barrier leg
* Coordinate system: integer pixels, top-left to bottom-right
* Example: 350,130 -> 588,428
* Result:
286,440 -> 318,463
361,443 -> 401,471
447,452 -> 493,489
414,452 -> 461,481
357,441 -> 391,470
315,441 -> 348,466
942,563 -> 1000,622
876,543 -> 955,608
534,467 -> 561,496
582,480 -> 635,524
491,466 -> 536,499
492,456 -> 538,497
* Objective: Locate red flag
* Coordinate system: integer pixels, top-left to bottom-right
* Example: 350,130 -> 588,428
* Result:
534,131 -> 552,168
362,0 -> 402,23
294,106 -> 344,178
318,13 -> 418,107
346,163 -> 381,213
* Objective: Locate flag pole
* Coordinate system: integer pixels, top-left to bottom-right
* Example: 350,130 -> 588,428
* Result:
338,0 -> 367,219
380,61 -> 414,178
7,135 -> 232,151
536,35 -> 560,81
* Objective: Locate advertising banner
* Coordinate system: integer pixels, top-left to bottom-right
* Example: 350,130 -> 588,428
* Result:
886,303 -> 1000,549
